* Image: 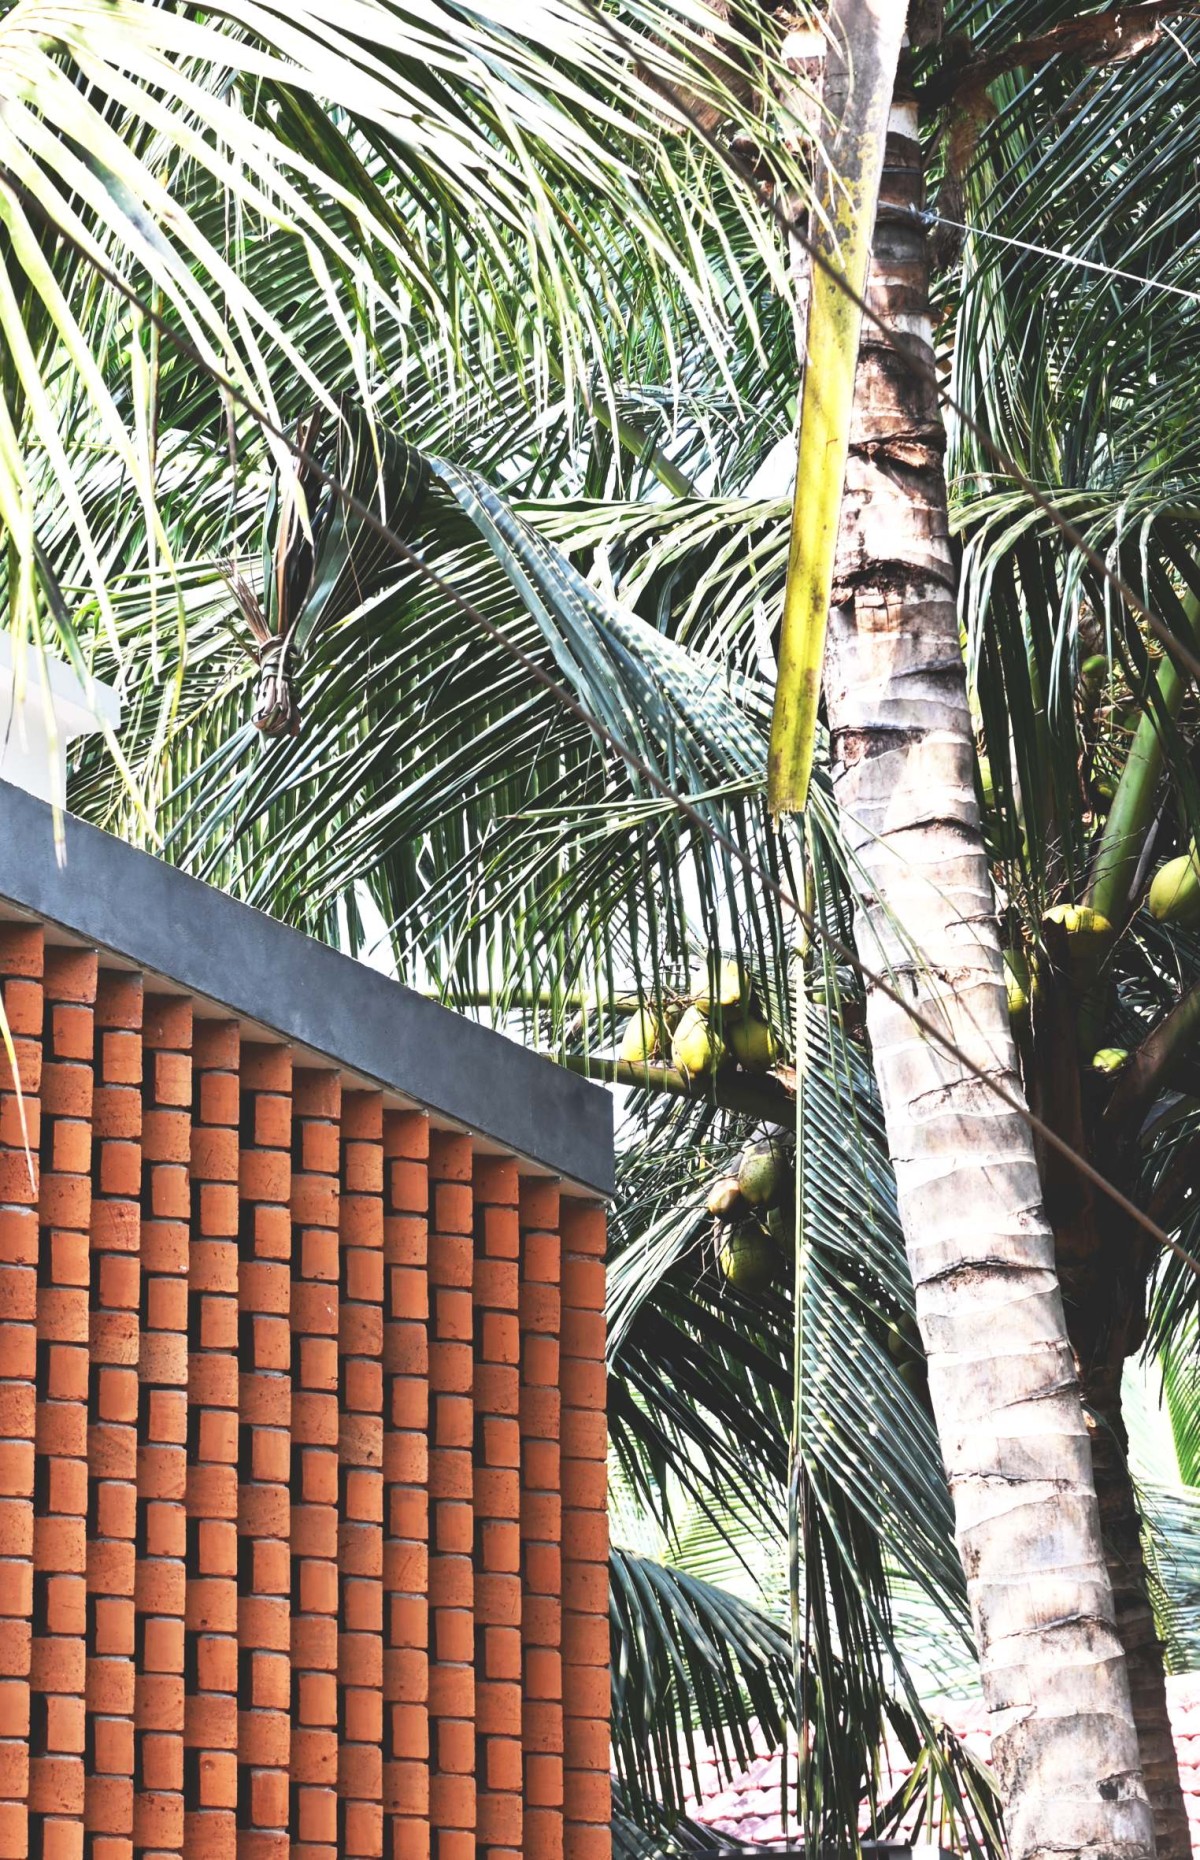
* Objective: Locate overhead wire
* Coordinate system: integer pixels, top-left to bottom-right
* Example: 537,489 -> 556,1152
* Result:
929,212 -> 1200,304
579,0 -> 1200,683
2,15 -> 1199,1276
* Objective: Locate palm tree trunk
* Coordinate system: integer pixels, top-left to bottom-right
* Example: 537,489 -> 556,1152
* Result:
817,72 -> 1155,1860
1032,969 -> 1191,1857
1087,1355 -> 1192,1860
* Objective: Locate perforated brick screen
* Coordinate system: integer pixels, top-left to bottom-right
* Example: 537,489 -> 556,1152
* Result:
0,920 -> 609,1860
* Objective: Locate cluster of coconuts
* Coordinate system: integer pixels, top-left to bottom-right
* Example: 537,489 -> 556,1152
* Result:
988,651 -> 1200,1077
619,960 -> 780,1079
705,1139 -> 791,1294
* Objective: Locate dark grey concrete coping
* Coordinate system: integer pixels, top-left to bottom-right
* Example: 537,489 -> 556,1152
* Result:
0,780 -> 613,1198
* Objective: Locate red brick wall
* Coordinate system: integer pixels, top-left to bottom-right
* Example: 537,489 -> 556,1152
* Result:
0,925 -> 609,1860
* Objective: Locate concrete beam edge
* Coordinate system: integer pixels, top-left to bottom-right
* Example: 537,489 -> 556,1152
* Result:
0,781 -> 614,1198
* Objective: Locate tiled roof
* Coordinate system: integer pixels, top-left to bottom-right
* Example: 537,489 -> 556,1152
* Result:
684,1675 -> 1200,1851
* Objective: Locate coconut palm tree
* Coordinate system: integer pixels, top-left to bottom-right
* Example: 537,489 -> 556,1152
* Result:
8,4 -> 958,1854
13,0 -> 1200,1854
772,5 -> 1200,1854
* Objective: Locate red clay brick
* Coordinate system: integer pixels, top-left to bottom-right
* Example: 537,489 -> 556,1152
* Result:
3,921 -> 612,1860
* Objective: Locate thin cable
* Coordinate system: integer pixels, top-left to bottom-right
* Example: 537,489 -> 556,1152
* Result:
2,171 -> 1194,1283
932,211 -> 1200,303
578,0 -> 1200,686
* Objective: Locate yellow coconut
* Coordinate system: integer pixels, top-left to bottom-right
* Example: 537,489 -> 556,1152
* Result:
1090,1048 -> 1129,1075
728,1016 -> 779,1071
671,1005 -> 725,1078
1004,950 -> 1031,1022
1043,903 -> 1114,945
620,1007 -> 665,1065
694,958 -> 748,1016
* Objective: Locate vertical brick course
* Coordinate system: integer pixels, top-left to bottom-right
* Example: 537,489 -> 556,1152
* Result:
33,945 -> 98,1860
185,1022 -> 240,1860
0,925 -> 44,1860
88,970 -> 143,1860
288,1073 -> 340,1860
336,1094 -> 384,1860
518,1178 -> 564,1860
135,996 -> 192,1860
472,1159 -> 522,1860
0,931 -> 609,1860
236,1046 -> 292,1860
558,1202 -> 609,1860
381,1113 -> 428,1860
426,1133 -> 475,1860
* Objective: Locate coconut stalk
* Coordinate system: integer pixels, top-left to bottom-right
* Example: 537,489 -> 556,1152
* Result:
788,14 -> 1155,1856
1087,599 -> 1199,928
561,1052 -> 794,1125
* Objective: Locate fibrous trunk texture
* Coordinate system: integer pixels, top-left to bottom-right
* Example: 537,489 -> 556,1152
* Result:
1033,971 -> 1190,1859
819,86 -> 1155,1860
1089,1357 -> 1192,1860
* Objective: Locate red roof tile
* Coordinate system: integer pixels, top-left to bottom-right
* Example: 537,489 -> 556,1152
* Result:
684,1676 -> 1200,1850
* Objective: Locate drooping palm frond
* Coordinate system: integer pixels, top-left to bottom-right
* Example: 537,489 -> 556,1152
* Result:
602,958 -> 995,1853
69,419 -> 816,1056
1138,1481 -> 1200,1676
612,1778 -> 729,1858
933,5 -> 1200,935
611,1547 -> 794,1824
2,0 -> 817,693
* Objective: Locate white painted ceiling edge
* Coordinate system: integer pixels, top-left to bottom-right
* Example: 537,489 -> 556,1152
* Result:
0,633 -> 121,804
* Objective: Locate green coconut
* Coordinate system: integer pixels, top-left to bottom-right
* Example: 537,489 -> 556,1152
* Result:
886,1314 -> 921,1357
1080,652 -> 1111,693
738,1141 -> 781,1208
1090,1047 -> 1129,1075
620,1007 -> 665,1066
729,1016 -> 779,1072
1149,850 -> 1200,928
705,1175 -> 744,1220
718,1222 -> 779,1293
1004,949 -> 1031,1022
671,1005 -> 725,1077
898,1360 -> 928,1396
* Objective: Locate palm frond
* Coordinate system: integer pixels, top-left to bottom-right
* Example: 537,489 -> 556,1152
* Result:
611,1546 -> 794,1824
2,0 -> 812,677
